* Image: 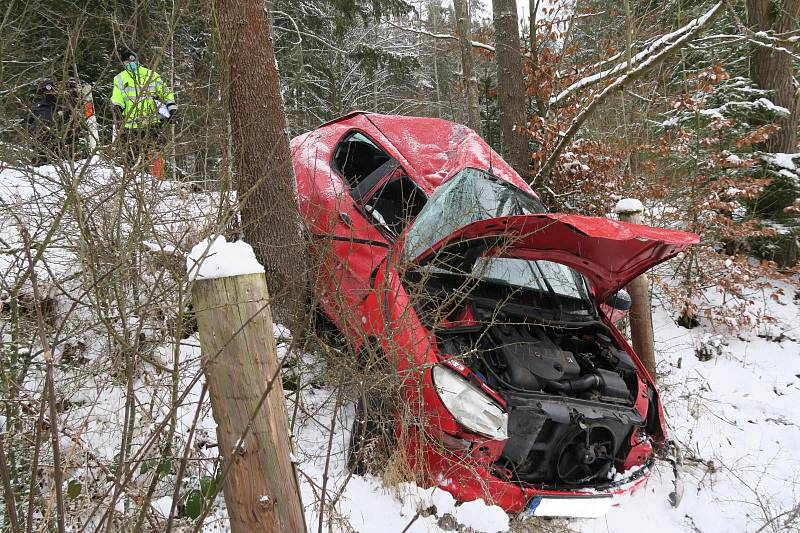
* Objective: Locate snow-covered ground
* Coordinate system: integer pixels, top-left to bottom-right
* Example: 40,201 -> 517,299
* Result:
1,158 -> 798,532
289,280 -> 800,533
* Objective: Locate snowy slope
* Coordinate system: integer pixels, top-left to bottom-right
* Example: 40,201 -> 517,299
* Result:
2,158 -> 798,532
289,283 -> 800,533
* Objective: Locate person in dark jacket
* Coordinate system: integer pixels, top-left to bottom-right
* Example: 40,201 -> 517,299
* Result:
27,81 -> 75,165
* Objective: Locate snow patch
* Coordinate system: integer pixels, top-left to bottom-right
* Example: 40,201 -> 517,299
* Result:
614,198 -> 644,214
186,235 -> 264,281
763,152 -> 799,170
398,484 -> 509,532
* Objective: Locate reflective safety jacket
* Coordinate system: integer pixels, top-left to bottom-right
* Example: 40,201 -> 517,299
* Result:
111,66 -> 175,129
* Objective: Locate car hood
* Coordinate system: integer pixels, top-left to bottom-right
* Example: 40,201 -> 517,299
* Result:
408,213 -> 700,301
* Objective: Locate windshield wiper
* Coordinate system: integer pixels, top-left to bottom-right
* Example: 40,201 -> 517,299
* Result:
532,262 -> 564,314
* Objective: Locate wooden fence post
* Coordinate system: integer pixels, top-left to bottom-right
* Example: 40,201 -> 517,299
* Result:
192,273 -> 306,533
614,199 -> 657,380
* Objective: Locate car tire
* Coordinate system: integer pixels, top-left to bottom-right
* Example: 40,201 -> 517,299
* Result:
347,392 -> 396,475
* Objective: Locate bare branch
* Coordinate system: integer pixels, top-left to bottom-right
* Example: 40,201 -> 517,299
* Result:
387,21 -> 495,52
534,1 -> 725,184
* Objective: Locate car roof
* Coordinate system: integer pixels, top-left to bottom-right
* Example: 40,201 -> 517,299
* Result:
290,111 -> 534,197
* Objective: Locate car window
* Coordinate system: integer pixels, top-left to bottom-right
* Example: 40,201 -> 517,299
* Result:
364,175 -> 427,238
473,257 -> 590,301
333,132 -> 391,188
403,167 -> 545,261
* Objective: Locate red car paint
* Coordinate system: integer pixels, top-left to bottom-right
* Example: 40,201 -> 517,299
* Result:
291,112 -> 699,515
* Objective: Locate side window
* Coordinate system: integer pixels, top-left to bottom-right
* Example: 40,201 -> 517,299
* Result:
364,175 -> 427,237
333,132 -> 391,188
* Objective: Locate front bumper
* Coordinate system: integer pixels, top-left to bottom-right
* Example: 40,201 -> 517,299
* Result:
419,439 -> 653,515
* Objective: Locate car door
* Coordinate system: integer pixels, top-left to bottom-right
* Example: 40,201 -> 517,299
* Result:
316,131 -> 402,340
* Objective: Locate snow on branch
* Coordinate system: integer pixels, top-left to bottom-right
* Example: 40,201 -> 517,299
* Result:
534,1 -> 725,184
550,2 -> 724,107
387,21 -> 495,52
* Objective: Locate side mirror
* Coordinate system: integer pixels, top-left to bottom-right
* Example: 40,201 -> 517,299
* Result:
606,289 -> 632,311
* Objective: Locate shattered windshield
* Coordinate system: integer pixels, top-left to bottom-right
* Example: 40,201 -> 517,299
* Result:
403,168 -> 545,260
403,168 -> 590,302
473,257 -> 590,301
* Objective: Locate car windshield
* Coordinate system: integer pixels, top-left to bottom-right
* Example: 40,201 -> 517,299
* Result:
403,168 -> 591,303
473,257 -> 590,301
403,168 -> 545,260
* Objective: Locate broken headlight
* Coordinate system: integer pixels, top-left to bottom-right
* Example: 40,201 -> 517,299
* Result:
432,365 -> 508,440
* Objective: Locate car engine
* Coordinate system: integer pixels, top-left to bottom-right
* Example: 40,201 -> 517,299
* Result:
433,294 -> 648,488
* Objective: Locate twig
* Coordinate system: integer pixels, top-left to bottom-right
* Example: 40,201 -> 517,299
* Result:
0,432 -> 21,533
20,225 -> 66,533
400,512 -> 421,533
533,2 -> 724,184
318,372 -> 345,533
165,384 -> 207,531
386,21 -> 495,52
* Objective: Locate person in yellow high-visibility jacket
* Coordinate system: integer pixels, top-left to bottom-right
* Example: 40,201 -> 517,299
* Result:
111,48 -> 176,178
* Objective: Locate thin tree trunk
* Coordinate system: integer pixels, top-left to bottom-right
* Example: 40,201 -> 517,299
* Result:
492,0 -> 528,176
454,0 -> 480,131
213,0 -> 307,320
747,0 -> 800,153
528,0 -> 545,116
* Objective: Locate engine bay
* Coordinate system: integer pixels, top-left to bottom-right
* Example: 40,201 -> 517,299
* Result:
414,271 -> 651,488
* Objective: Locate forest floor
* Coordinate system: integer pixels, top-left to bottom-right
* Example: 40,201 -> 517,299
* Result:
1,159 -> 798,532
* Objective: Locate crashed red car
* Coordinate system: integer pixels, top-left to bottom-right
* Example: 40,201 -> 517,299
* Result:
290,112 -> 698,517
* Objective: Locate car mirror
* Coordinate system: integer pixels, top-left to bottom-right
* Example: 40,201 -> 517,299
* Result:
606,289 -> 632,311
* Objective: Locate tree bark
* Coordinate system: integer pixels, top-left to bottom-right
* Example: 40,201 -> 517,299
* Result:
529,0 -> 546,117
454,0 -> 480,131
747,0 -> 800,153
213,0 -> 307,320
193,273 -> 306,533
493,0 -> 529,176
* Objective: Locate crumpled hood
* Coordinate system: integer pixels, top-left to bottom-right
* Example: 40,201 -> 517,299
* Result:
408,213 -> 700,301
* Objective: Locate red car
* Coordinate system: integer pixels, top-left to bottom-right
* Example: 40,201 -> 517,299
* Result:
291,112 -> 698,517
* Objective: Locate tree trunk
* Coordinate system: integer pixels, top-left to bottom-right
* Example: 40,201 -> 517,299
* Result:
747,0 -> 800,153
213,0 -> 307,320
492,0 -> 529,176
528,0 -> 546,117
454,0 -> 480,131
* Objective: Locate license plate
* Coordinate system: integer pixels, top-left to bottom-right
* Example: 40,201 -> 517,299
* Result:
525,494 -> 614,518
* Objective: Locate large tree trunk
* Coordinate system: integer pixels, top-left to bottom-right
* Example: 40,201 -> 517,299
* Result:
214,0 -> 307,320
493,0 -> 529,176
747,0 -> 800,153
454,0 -> 481,131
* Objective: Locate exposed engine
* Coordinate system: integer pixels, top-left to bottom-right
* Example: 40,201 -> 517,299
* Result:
434,296 -> 648,488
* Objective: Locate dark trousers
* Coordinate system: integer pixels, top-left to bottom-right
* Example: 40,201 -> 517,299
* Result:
118,125 -> 166,177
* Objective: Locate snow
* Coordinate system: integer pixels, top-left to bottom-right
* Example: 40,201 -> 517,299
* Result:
186,235 -> 264,281
614,198 -> 644,214
725,154 -> 742,165
3,156 -> 799,533
763,152 -> 799,170
754,97 -> 791,116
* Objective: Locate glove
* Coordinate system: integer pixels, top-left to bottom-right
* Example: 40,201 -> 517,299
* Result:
112,105 -> 123,123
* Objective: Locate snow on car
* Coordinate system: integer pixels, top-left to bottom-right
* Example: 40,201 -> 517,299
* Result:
290,111 -> 699,516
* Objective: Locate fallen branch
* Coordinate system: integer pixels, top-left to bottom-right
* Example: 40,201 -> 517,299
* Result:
533,1 -> 724,184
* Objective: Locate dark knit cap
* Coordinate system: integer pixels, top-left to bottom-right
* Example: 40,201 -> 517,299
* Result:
118,48 -> 137,62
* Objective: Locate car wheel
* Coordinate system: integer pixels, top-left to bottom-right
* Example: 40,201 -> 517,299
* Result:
347,381 -> 396,475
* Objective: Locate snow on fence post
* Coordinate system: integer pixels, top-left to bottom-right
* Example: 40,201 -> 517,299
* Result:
188,237 -> 306,533
614,199 -> 657,380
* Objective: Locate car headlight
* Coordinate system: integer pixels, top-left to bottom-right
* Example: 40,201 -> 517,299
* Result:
432,365 -> 508,440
